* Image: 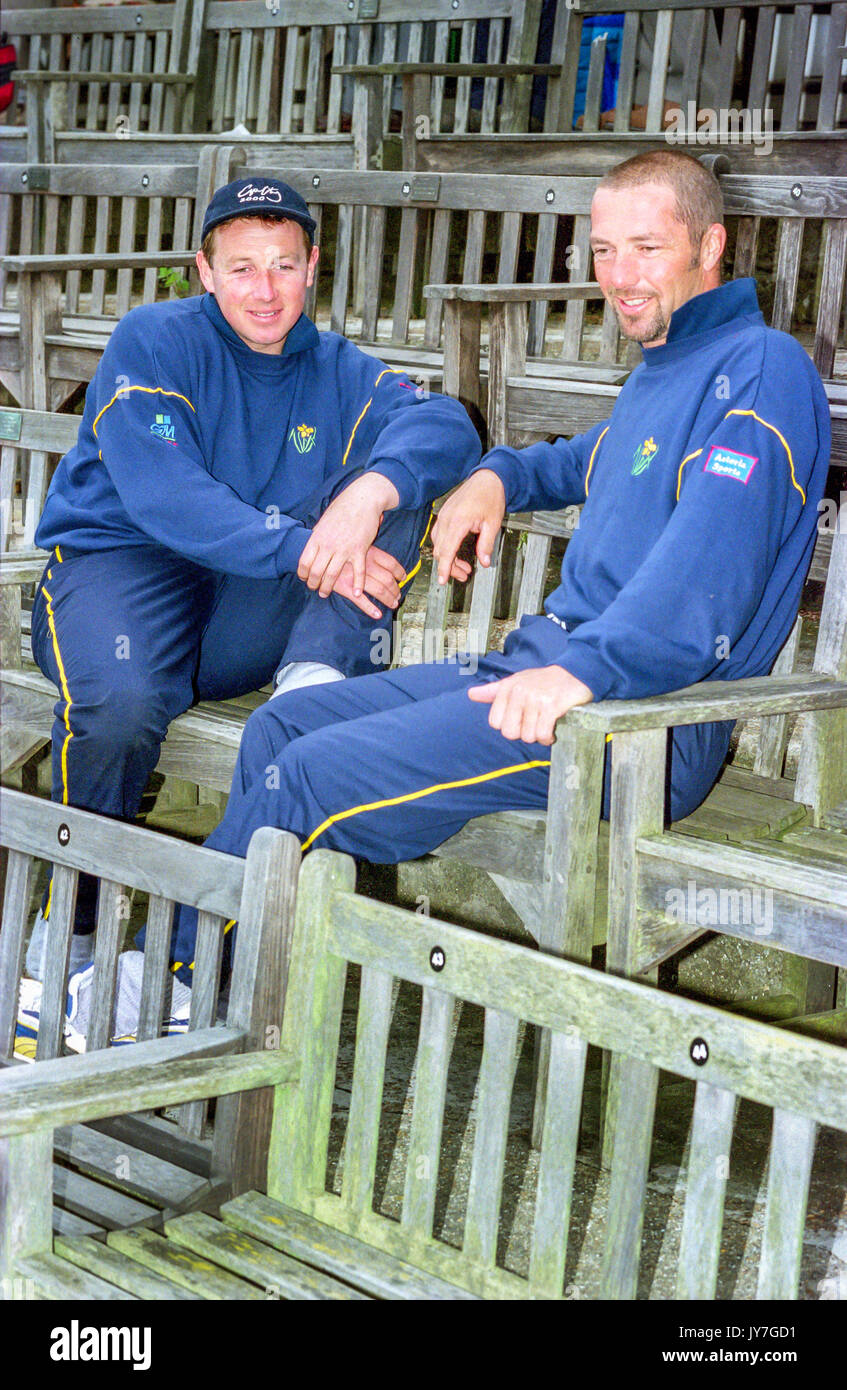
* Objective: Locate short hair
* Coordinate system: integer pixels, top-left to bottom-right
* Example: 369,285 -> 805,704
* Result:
200,213 -> 314,266
595,150 -> 724,248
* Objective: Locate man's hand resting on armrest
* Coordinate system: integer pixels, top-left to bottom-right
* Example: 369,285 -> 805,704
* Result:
431,469 -> 507,586
468,666 -> 593,745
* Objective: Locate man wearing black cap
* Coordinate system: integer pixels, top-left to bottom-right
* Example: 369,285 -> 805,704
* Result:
25,176 -> 480,980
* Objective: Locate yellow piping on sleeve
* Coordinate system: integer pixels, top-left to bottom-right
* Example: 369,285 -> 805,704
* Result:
92,385 -> 197,439
341,368 -> 402,468
301,757 -> 552,854
40,583 -> 73,806
676,449 -> 703,501
584,426 -> 609,497
723,409 -> 806,504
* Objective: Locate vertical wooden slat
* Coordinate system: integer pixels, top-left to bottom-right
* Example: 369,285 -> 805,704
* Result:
645,11 -> 673,132
748,7 -> 776,117
255,27 -> 277,136
303,28 -> 323,135
378,24 -> 398,137
757,1109 -> 817,1299
85,33 -> 105,132
599,1054 -> 659,1298
430,21 -> 450,135
105,34 -> 125,135
453,22 -> 475,135
462,1007 -> 520,1267
496,211 -> 522,285
342,964 -> 395,1214
754,618 -> 802,779
360,204 -> 386,343
711,8 -> 741,115
528,1027 -> 587,1296
679,9 -> 706,114
401,987 -> 454,1237
136,894 -> 174,1043
813,220 -> 847,380
89,196 -> 110,316
233,28 -> 253,126
487,299 -> 527,450
779,6 -> 812,131
211,31 -> 231,132
180,908 -> 224,1136
392,207 -> 419,343
326,27 -> 346,135
115,195 -> 138,320
515,532 -> 551,619
330,203 -> 354,336
771,218 -> 803,333
66,32 -> 83,129
127,30 -> 146,136
463,210 -> 486,286
143,198 -> 164,303
817,4 -> 847,131
85,878 -> 126,1054
36,864 -> 79,1062
581,34 -> 607,134
279,27 -> 300,136
613,12 -> 639,133
733,216 -> 760,279
528,211 -> 557,356
481,19 -> 505,133
559,214 -> 591,360
0,850 -> 35,1060
423,208 -> 451,349
148,31 -> 169,133
304,202 -> 322,323
677,1082 -> 737,1299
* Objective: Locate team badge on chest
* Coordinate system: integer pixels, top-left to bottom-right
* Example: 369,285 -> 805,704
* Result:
631,436 -> 659,476
289,423 -> 317,454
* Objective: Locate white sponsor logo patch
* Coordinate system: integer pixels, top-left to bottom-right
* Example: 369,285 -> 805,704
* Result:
237,183 -> 283,204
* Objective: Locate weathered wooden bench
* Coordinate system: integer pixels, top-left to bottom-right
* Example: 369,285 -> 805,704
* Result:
0,154 -> 221,410
1,159 -> 629,424
425,175 -> 847,454
0,787 -> 300,1273
2,845 -> 845,1300
3,0 -> 206,164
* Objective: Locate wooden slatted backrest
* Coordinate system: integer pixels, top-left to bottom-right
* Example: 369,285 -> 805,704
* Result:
2,2 -> 202,140
243,165 -> 610,358
0,161 -> 206,318
560,0 -> 847,135
0,408 -> 78,555
199,0 -> 548,138
270,849 -> 847,1298
0,789 -> 244,1137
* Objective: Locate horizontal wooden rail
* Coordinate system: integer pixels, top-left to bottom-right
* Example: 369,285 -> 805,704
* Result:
567,674 -> 847,734
425,282 -> 604,303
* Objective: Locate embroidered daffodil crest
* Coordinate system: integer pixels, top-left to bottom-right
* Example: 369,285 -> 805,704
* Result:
289,423 -> 317,455
631,436 -> 659,476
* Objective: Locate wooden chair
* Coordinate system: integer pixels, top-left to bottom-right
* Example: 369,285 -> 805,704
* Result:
0,151 -> 221,409
0,787 -> 301,1271
2,847 -> 845,1299
3,0 -> 207,164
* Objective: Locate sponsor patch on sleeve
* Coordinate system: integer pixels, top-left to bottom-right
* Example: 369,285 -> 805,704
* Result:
703,445 -> 759,485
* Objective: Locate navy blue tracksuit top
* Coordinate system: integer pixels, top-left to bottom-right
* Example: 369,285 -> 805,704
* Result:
35,294 -> 481,573
475,278 -> 831,702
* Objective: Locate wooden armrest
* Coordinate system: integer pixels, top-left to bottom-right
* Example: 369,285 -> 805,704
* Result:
4,252 -> 193,274
17,70 -> 194,86
565,673 -> 847,735
0,550 -> 49,585
0,1028 -> 296,1138
424,282 -> 603,304
332,63 -> 562,78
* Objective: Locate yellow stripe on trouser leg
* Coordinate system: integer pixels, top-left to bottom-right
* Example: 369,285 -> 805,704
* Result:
40,582 -> 74,806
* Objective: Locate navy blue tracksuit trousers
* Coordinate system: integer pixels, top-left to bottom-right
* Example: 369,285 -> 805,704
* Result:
166,629 -> 733,983
31,466 -> 432,933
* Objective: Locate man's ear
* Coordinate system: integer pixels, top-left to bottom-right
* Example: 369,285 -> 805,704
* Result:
196,249 -> 215,294
306,243 -> 320,288
701,222 -> 727,274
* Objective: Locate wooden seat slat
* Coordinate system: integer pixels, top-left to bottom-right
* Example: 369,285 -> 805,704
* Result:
106,1226 -> 264,1299
56,1234 -> 201,1299
16,1251 -> 137,1300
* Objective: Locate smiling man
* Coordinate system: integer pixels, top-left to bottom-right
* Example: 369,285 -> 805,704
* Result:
25,176 -> 480,981
27,151 -> 833,1041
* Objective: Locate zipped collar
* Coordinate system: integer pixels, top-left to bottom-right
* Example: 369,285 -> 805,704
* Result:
641,278 -> 764,368
201,293 -> 320,375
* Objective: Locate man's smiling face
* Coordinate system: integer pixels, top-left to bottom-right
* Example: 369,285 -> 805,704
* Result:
589,181 -> 725,348
196,216 -> 320,355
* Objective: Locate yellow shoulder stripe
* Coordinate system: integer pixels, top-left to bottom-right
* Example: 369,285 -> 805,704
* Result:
92,385 -> 197,439
342,368 -> 403,468
301,757 -> 552,854
723,409 -> 806,504
675,449 -> 703,501
584,426 -> 609,497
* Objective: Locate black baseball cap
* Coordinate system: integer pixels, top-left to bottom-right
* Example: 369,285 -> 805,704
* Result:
201,177 -> 317,243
